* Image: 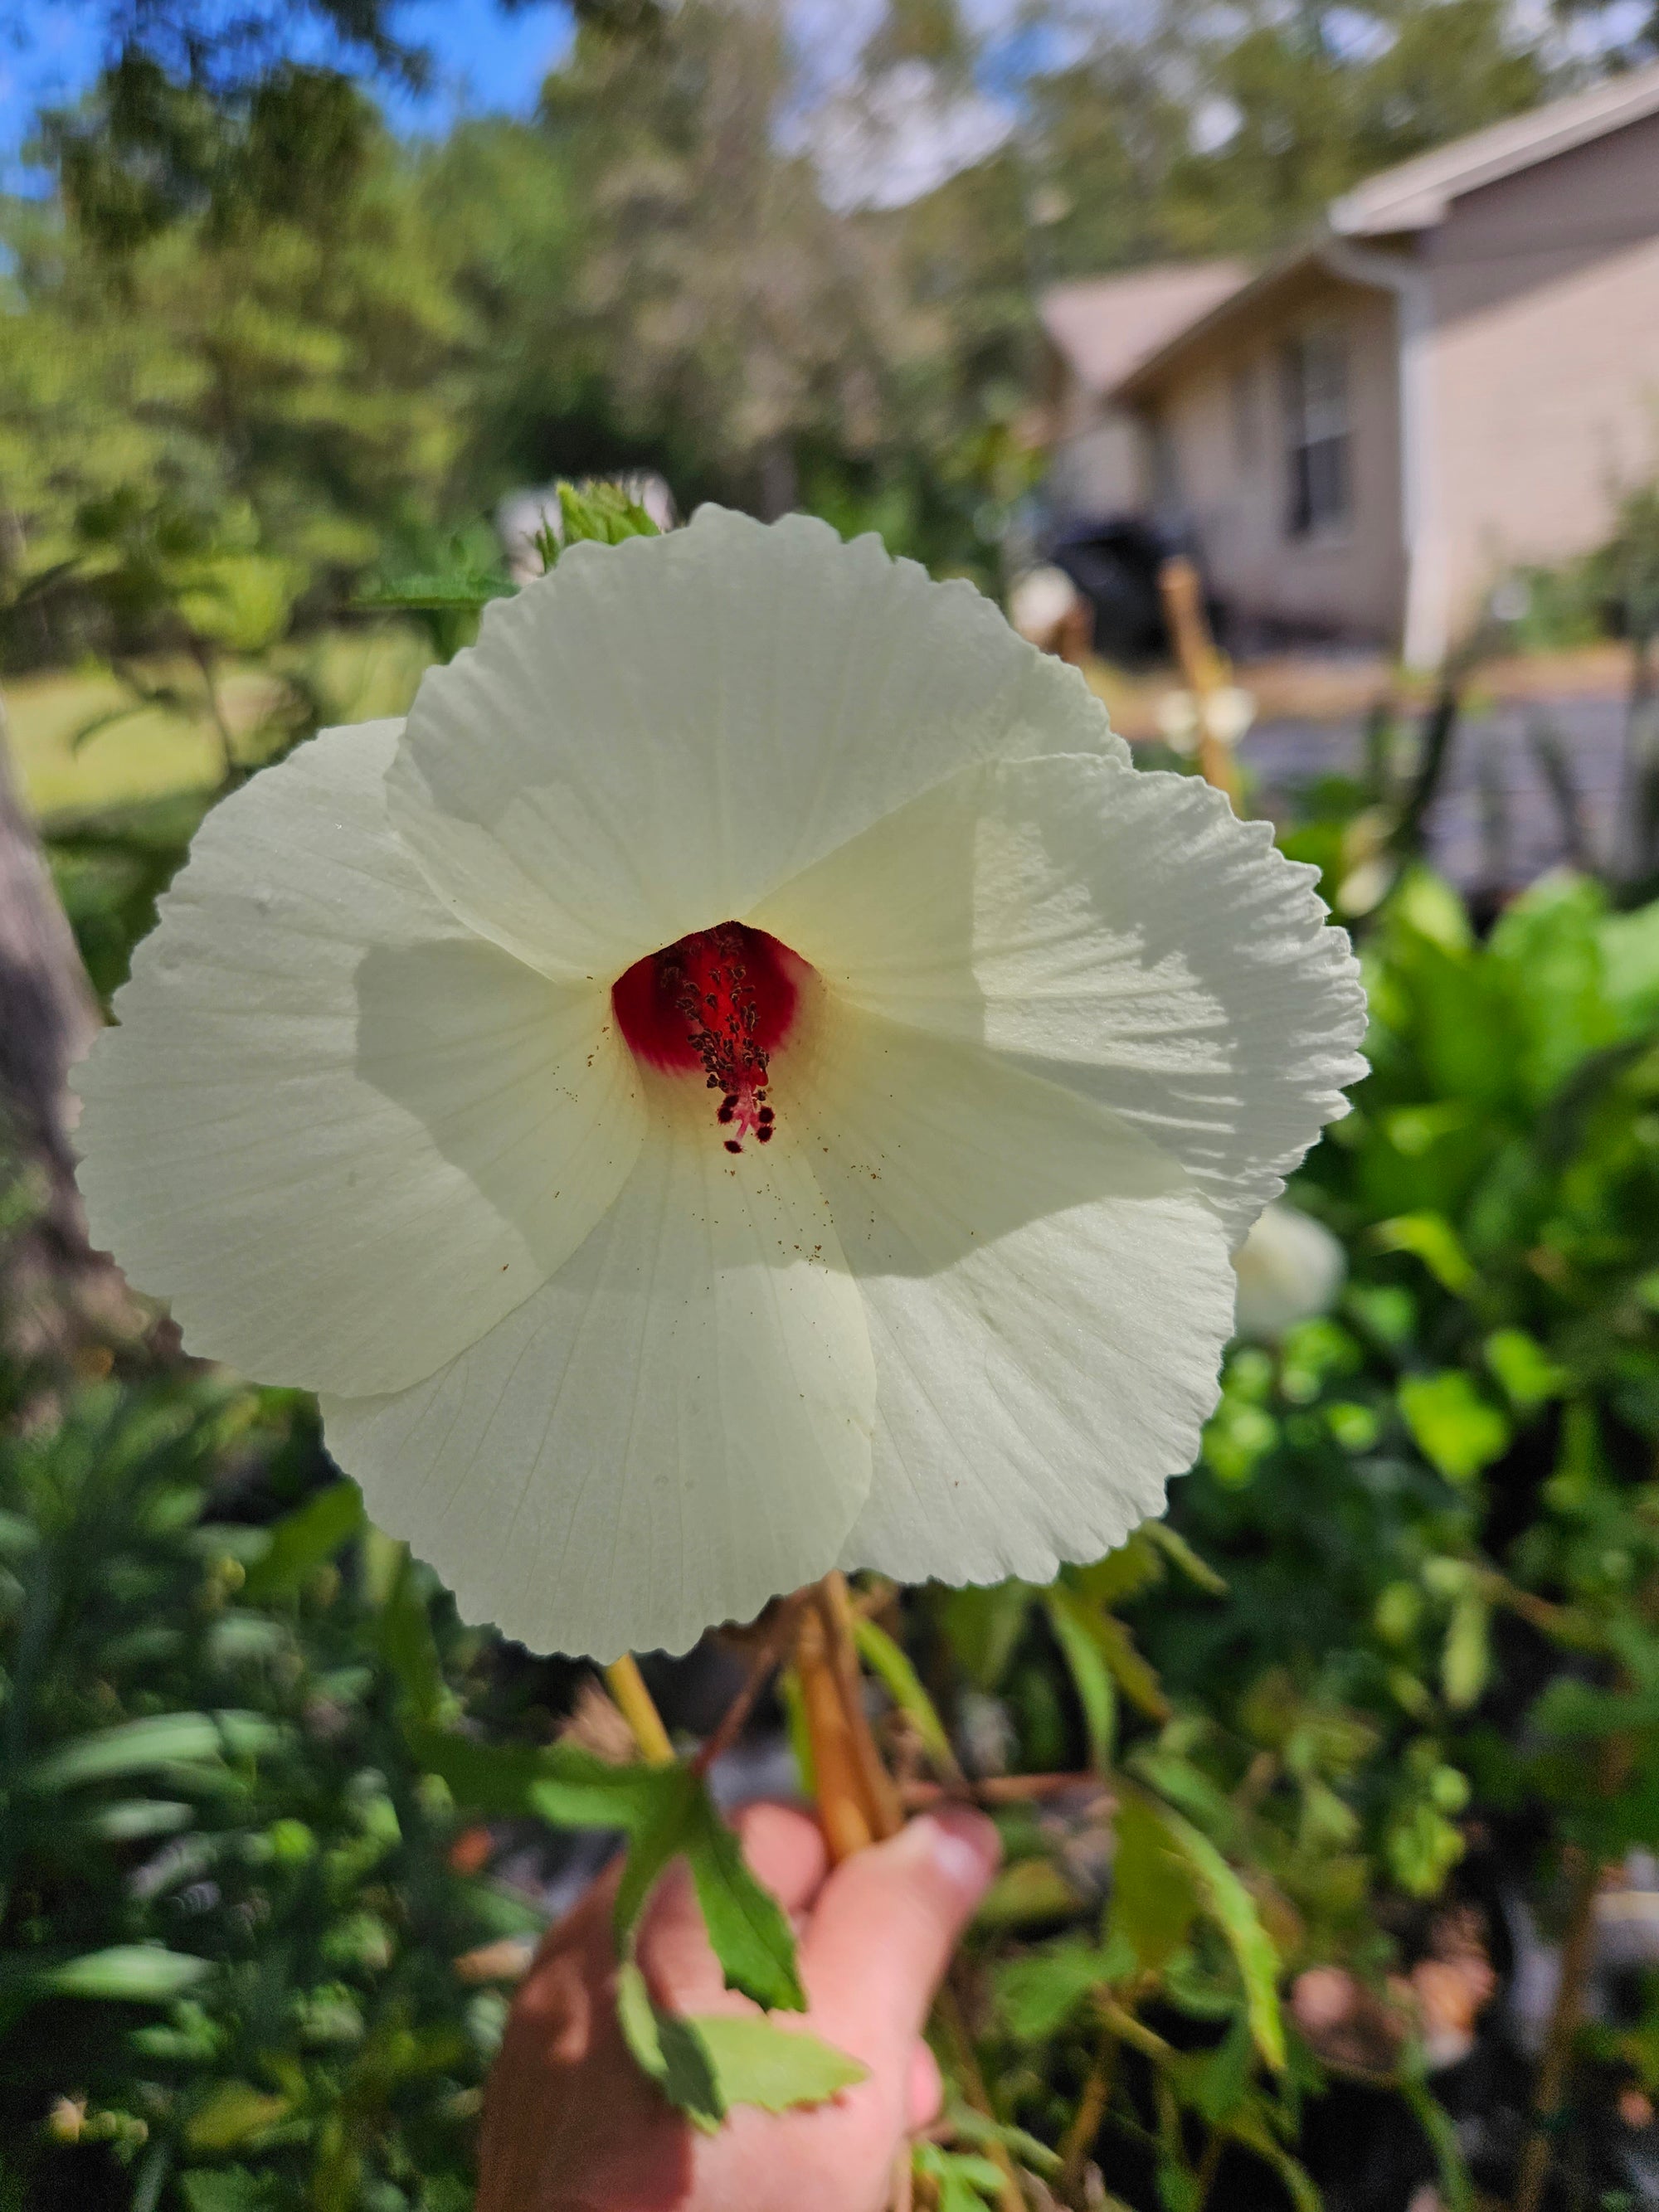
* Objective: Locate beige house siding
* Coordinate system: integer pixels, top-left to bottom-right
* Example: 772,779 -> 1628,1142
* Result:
1423,109 -> 1659,639
1039,265 -> 1248,520
1138,274 -> 1406,641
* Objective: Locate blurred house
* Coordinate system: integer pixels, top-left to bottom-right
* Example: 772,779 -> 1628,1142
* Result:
1039,263 -> 1247,518
1039,61 -> 1659,665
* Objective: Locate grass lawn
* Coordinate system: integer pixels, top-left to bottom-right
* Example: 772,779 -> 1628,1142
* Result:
3,625 -> 433,819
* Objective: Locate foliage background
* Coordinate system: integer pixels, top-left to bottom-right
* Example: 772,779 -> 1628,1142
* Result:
3,4 -> 1659,2209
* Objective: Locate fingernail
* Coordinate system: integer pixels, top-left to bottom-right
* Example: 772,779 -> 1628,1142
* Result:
914,1807 -> 1001,1895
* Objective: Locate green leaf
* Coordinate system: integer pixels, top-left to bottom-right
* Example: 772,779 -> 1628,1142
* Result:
354,567 -> 507,612
0,1507 -> 39,1557
1108,1796 -> 1199,1978
1189,2014 -> 1253,2123
532,1750 -> 682,1833
613,1764 -> 703,1937
1048,1593 -> 1170,1723
1042,1588 -> 1117,1770
606,1762 -> 806,2012
615,1961 -> 725,2132
1068,1532 -> 1165,1607
914,2142 -> 1009,2211
241,1481 -> 363,1600
554,480 -> 662,554
1372,1213 -> 1477,1296
181,2174 -> 273,2212
683,1789 -> 807,2012
1152,1802 -> 1286,2070
36,1944 -> 212,2001
995,1934 -> 1132,2041
1484,1328 -> 1568,1412
1399,1372 -> 1511,1485
375,1553 -> 446,1724
81,1799 -> 195,1841
187,2081 -> 290,2151
853,1614 -> 956,1772
19,1710 -> 285,1791
1141,1522 -> 1228,1595
691,2015 -> 866,2110
406,1723 -> 667,1828
938,1582 -> 1032,1691
1442,1594 -> 1491,1710
943,2103 -> 1064,2179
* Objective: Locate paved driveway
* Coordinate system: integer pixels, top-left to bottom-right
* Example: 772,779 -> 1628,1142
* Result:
1241,692 -> 1640,892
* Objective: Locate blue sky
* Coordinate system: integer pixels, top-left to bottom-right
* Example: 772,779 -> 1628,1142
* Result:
0,0 -> 577,177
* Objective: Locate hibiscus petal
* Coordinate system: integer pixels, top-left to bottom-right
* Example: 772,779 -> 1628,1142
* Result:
321,1112 -> 875,1660
387,506 -> 1121,978
754,751 -> 1367,1245
787,1004 -> 1238,1587
72,721 -> 645,1396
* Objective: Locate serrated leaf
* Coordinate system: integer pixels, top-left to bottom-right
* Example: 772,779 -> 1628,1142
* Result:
615,1960 -> 725,2132
354,575 -> 506,611
1068,1532 -> 1165,1607
406,1723 -> 667,1827
915,2143 -> 1009,2211
1049,1595 -> 1170,1723
613,1764 -> 702,1936
556,480 -> 662,552
1150,1801 -> 1286,2070
691,2015 -> 865,2111
1109,1796 -> 1199,1976
683,1789 -> 807,2011
995,1935 -> 1131,2041
241,1482 -> 362,1601
1043,1588 -> 1117,1770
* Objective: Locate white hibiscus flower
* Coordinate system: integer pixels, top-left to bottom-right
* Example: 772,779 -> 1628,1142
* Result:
71,508 -> 1367,1660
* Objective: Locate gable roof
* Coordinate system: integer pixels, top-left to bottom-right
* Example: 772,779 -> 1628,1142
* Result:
1331,56 -> 1659,234
1040,262 -> 1248,394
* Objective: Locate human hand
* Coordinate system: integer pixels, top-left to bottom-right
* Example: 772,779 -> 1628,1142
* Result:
475,1801 -> 1002,2212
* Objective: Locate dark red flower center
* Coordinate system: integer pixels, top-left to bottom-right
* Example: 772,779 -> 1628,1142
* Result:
612,922 -> 805,1153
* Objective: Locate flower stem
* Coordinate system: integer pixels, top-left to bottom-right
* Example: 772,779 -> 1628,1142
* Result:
603,1654 -> 674,1765
794,1572 -> 903,1860
794,1590 -> 879,1860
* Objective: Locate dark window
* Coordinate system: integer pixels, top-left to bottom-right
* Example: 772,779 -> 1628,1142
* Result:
1282,328 -> 1350,536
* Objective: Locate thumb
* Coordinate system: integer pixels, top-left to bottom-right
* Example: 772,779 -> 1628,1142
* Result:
799,1810 -> 1000,2061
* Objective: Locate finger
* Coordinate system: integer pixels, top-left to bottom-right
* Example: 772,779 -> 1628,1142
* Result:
907,2038 -> 944,2132
731,1800 -> 829,1918
800,1809 -> 1001,2059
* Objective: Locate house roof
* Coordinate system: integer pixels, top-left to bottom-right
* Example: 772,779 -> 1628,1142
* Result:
1039,262 -> 1248,394
1109,246 -> 1336,403
1330,56 -> 1659,234
1104,61 -> 1659,401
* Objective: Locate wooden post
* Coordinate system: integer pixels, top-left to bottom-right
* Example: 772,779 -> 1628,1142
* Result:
1158,557 -> 1242,806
